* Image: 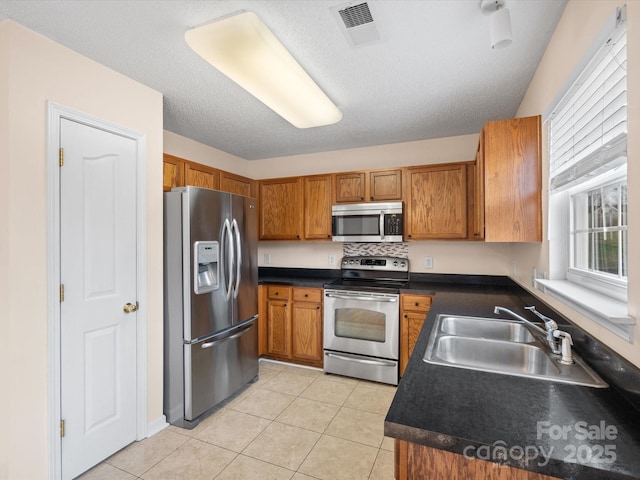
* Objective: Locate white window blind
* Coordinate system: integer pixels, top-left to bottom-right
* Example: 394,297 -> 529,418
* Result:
549,8 -> 627,191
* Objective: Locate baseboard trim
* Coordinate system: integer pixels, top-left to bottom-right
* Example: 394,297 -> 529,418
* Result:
146,415 -> 169,438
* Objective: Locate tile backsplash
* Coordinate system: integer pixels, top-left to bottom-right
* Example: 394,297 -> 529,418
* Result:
343,242 -> 409,258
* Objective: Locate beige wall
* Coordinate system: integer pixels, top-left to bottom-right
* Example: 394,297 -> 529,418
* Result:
0,20 -> 164,480
258,241 -> 513,275
0,22 -> 10,480
248,133 -> 479,179
163,130 -> 250,177
513,1 -> 640,367
163,128 -> 480,179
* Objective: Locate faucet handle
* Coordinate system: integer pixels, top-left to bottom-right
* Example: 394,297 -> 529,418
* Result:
553,330 -> 574,365
524,306 -> 558,329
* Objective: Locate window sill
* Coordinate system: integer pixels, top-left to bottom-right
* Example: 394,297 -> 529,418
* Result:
535,279 -> 635,342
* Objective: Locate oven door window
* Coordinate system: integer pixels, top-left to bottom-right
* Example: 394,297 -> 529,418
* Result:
334,308 -> 386,342
333,215 -> 381,236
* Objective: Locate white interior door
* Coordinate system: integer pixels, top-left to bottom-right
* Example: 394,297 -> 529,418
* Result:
60,118 -> 138,479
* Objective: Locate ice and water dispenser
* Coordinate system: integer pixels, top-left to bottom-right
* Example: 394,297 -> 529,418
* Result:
194,241 -> 219,294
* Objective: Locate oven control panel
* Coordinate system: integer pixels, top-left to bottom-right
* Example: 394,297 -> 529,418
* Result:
341,256 -> 409,272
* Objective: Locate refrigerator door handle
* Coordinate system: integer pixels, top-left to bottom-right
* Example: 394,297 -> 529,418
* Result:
222,218 -> 234,300
231,218 -> 242,299
200,322 -> 255,349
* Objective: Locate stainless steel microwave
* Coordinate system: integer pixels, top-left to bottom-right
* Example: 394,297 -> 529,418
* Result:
331,202 -> 404,242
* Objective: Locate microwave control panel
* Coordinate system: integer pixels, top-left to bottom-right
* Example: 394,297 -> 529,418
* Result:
384,214 -> 403,235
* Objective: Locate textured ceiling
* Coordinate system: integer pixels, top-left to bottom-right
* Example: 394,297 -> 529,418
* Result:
0,0 -> 566,160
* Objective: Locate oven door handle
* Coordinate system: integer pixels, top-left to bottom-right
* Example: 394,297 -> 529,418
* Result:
325,293 -> 398,302
325,352 -> 397,367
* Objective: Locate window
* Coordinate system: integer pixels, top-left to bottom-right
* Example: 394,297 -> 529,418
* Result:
570,177 -> 627,280
542,6 -> 633,340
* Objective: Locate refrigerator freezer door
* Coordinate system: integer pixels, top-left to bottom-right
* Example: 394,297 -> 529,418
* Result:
184,318 -> 258,422
231,194 -> 258,324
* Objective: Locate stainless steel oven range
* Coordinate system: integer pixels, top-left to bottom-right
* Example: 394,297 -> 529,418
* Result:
323,256 -> 409,385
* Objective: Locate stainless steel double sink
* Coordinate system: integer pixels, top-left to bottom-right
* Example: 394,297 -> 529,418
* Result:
423,315 -> 608,388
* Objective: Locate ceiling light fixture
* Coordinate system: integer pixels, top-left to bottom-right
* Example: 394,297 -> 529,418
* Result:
480,0 -> 513,50
185,11 -> 343,129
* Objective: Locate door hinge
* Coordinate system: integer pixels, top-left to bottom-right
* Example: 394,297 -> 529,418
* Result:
60,419 -> 65,438
59,148 -> 64,167
60,284 -> 64,302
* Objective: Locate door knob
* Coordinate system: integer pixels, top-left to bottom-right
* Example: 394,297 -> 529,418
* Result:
123,302 -> 138,313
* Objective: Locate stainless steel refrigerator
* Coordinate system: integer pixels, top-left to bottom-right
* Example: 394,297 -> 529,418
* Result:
164,186 -> 258,429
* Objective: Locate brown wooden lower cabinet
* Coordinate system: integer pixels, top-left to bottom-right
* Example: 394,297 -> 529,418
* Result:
260,285 -> 323,368
395,440 -> 560,480
399,294 -> 433,377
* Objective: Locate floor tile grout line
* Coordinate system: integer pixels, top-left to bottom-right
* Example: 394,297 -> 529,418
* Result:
321,430 -> 385,450
291,422 -> 326,478
209,451 -> 278,480
271,399 -> 342,435
107,429 -> 192,478
95,362 -> 396,480
107,462 -> 143,479
366,447 -> 383,480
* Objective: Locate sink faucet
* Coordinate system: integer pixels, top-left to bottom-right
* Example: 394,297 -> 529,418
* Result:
493,306 -> 574,364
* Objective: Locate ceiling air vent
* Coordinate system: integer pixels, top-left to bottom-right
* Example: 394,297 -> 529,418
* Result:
331,2 -> 381,47
339,3 -> 373,29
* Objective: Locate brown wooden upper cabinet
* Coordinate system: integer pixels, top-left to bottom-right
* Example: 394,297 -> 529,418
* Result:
184,161 -> 220,190
334,169 -> 402,203
405,163 -> 468,239
475,115 -> 542,242
163,154 -> 185,192
303,174 -> 332,240
258,177 -> 304,240
220,170 -> 256,198
163,154 -> 256,198
370,169 -> 403,201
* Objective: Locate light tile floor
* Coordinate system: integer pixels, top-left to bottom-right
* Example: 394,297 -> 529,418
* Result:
78,360 -> 396,480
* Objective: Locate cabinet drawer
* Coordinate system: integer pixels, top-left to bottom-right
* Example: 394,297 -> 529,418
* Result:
293,287 -> 322,303
401,294 -> 432,312
267,286 -> 291,300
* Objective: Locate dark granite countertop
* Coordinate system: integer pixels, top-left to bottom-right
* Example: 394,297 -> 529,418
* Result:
385,283 -> 640,480
258,267 -> 339,288
259,267 -> 640,478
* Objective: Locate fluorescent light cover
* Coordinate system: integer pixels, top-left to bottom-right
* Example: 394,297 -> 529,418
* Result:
185,11 -> 343,129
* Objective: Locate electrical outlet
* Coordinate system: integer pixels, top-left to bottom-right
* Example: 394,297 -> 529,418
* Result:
328,255 -> 336,266
263,253 -> 271,265
424,256 -> 433,269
